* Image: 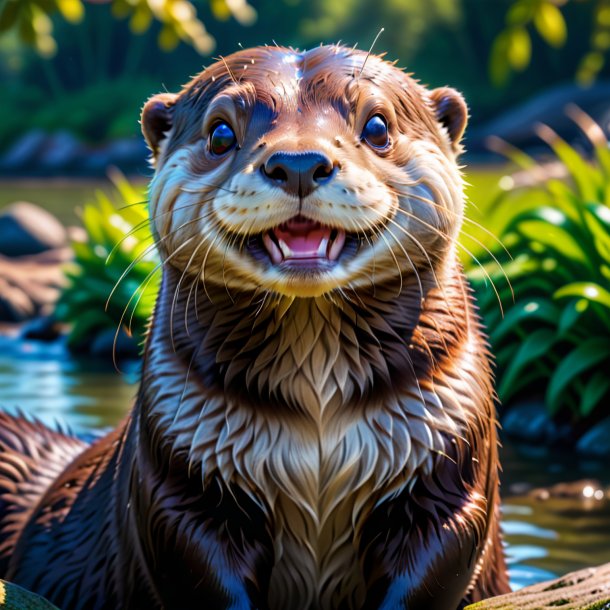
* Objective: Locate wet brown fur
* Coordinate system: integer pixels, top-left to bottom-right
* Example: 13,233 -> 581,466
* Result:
0,45 -> 509,609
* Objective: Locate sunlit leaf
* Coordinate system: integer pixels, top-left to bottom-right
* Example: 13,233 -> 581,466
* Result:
507,27 -> 531,71
533,2 -> 567,48
554,282 -> 610,309
489,31 -> 512,87
491,299 -> 560,343
56,0 -> 84,23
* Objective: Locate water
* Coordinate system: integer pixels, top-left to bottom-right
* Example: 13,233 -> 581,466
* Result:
2,176 -> 610,593
1,334 -> 609,592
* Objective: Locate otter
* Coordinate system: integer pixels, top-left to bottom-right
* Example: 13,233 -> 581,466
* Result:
0,45 -> 509,609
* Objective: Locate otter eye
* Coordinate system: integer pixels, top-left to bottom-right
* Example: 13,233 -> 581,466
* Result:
362,115 -> 389,149
209,122 -> 236,156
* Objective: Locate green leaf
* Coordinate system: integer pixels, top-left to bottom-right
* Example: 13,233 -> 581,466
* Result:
579,371 -> 610,417
498,329 -> 556,401
492,299 -> 560,343
536,128 -> 601,201
507,27 -> 531,71
507,0 -> 536,26
557,299 -> 587,337
546,338 -> 610,414
580,371 -> 610,417
0,0 -> 21,32
489,31 -> 512,87
554,282 -> 610,309
533,2 -> 567,48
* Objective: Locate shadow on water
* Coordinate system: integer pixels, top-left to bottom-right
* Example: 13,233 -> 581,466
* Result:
0,334 -> 609,592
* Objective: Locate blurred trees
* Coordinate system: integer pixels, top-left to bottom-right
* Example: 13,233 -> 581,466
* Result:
0,0 -> 255,56
491,0 -> 610,86
1,0 -> 609,150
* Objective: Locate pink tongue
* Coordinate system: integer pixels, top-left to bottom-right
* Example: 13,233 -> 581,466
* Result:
274,218 -> 331,257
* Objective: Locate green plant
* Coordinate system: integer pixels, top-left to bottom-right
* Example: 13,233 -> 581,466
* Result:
468,108 -> 610,422
491,0 -> 610,86
0,0 -> 255,56
54,170 -> 158,351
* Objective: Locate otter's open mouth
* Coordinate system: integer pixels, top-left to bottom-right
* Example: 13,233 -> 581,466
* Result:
257,216 -> 347,268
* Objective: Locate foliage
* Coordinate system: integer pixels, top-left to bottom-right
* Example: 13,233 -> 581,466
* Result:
0,77 -> 158,146
468,109 -> 610,422
491,0 -> 610,86
54,171 -> 158,350
0,0 -> 255,56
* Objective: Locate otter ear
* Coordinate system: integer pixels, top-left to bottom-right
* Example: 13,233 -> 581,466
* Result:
429,87 -> 468,152
141,93 -> 179,158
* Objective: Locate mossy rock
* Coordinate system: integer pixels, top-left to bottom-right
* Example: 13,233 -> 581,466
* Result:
0,580 -> 59,609
466,562 -> 610,609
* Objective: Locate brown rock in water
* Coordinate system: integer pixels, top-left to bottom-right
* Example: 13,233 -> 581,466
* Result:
0,249 -> 70,322
0,202 -> 67,257
0,203 -> 71,323
466,562 -> 610,609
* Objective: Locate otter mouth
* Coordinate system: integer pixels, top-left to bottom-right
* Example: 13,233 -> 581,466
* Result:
251,215 -> 350,269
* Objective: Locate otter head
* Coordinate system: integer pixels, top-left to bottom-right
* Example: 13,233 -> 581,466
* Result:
141,45 -> 467,300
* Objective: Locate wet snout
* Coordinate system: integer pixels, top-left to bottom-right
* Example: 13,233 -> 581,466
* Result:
260,150 -> 336,198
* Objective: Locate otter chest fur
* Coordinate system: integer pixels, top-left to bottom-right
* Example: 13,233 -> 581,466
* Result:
0,44 -> 509,610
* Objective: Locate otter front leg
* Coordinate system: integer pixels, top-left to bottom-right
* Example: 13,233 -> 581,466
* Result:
136,474 -> 273,610
360,468 -> 499,609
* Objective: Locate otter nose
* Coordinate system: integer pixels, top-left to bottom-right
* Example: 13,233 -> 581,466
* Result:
261,151 -> 335,197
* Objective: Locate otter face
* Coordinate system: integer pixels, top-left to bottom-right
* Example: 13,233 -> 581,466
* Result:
142,45 -> 468,298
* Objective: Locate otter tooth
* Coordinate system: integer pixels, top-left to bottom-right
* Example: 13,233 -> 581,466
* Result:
277,239 -> 293,258
328,230 -> 346,261
263,232 -> 283,264
317,238 -> 329,258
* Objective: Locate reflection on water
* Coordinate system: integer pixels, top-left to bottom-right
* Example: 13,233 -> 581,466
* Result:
0,334 -> 138,431
1,336 -> 609,592
500,441 -> 610,589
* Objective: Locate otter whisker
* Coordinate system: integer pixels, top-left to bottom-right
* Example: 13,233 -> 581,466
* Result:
391,206 -> 508,316
106,210 -> 215,312
357,28 -> 384,80
179,184 -> 237,195
198,231 -> 221,310
171,237 -> 209,348
352,217 -> 377,295
116,199 -> 150,211
378,217 -> 423,302
221,234 -> 235,304
112,236 -> 195,371
372,210 -> 460,359
106,198 -> 213,265
376,229 -> 404,298
399,188 -> 514,267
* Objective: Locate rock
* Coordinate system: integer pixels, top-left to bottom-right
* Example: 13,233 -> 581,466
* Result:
0,202 -> 67,256
0,130 -> 47,170
0,579 -> 59,609
104,137 -> 148,165
466,81 -> 610,161
19,316 -> 63,342
577,417 -> 610,458
501,401 -> 558,444
466,562 -> 610,609
89,326 -> 140,359
0,249 -> 71,322
37,130 -> 81,170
